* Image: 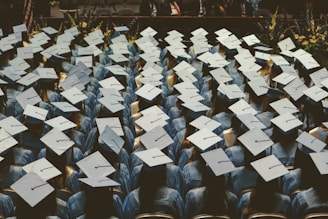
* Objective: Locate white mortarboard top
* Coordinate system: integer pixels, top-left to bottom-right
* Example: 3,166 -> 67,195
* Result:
138,77 -> 163,87
301,55 -> 320,70
251,155 -> 289,182
167,29 -> 184,37
270,55 -> 290,66
56,33 -> 74,45
229,99 -> 258,115
238,62 -> 262,73
36,68 -> 58,79
238,128 -> 273,155
271,113 -> 302,133
217,34 -> 241,50
15,87 -> 41,109
135,84 -> 162,102
140,67 -> 163,80
143,62 -> 163,74
135,114 -> 168,132
99,76 -> 124,91
269,98 -> 299,115
278,37 -> 296,51
108,54 -> 129,63
0,116 -> 27,136
98,97 -> 125,113
309,152 -> 328,175
16,73 -> 40,87
96,117 -> 123,136
303,86 -> 328,102
280,50 -> 295,58
100,126 -> 124,154
272,72 -> 296,86
40,45 -> 59,59
114,25 -> 129,33
255,51 -> 271,61
0,39 -> 14,52
42,26 -> 58,35
77,151 -> 116,177
0,68 -> 21,81
242,34 -> 260,46
210,68 -> 233,84
237,114 -> 267,130
190,115 -> 221,131
77,46 -> 94,56
51,101 -> 80,113
10,172 -> 55,207
140,27 -> 157,37
139,52 -> 160,63
280,65 -> 299,77
234,51 -> 256,66
84,33 -> 103,46
75,56 -> 93,68
64,26 -> 78,37
13,23 -> 27,33
9,56 -> 30,71
247,78 -> 269,96
61,87 -> 88,105
182,101 -> 210,112
207,53 -> 230,68
45,116 -> 76,131
79,177 -> 120,188
140,126 -> 173,151
135,148 -> 172,167
174,81 -> 199,95
26,43 -> 43,54
17,47 -> 33,60
191,27 -> 208,36
33,31 -> 52,41
173,60 -> 197,74
105,65 -> 128,76
99,88 -> 124,102
201,148 -> 236,176
193,42 -> 210,55
296,131 -> 326,153
110,43 -> 129,55
175,69 -> 198,83
40,128 -> 74,155
62,75 -> 80,91
215,28 -> 232,37
56,43 -> 71,55
23,104 -> 48,121
140,105 -> 169,121
23,158 -> 61,181
309,68 -> 328,88
164,34 -> 183,45
178,93 -> 204,103
283,78 -> 308,101
0,128 -> 18,153
219,84 -> 246,100
187,128 -> 222,151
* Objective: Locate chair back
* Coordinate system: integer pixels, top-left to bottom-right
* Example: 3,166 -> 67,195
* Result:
304,213 -> 328,219
247,213 -> 288,219
135,213 -> 175,219
192,214 -> 232,219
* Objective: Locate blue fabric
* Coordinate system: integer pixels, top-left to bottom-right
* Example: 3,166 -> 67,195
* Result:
0,193 -> 15,217
282,168 -> 302,197
225,145 -> 245,167
229,167 -> 258,197
183,160 -> 203,192
2,166 -> 26,189
266,142 -> 297,166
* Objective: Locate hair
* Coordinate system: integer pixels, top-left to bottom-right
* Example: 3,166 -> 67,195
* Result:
243,176 -> 280,217
138,164 -> 167,213
0,148 -> 15,192
46,148 -> 67,189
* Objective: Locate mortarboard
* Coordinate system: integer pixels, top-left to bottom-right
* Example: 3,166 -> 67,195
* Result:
75,56 -> 93,68
309,152 -> 328,175
175,69 -> 197,83
187,128 -> 222,151
247,78 -> 269,96
270,55 -> 290,66
238,128 -> 274,155
272,72 -> 296,86
242,71 -> 262,81
51,102 -> 80,113
140,105 -> 169,121
135,148 -> 172,167
10,172 -> 55,207
108,54 -> 129,63
60,75 -> 84,91
16,73 -> 40,87
22,158 -> 61,181
201,148 -> 236,176
303,86 -> 328,102
61,87 -> 88,105
9,56 -> 30,71
177,93 -> 204,103
99,126 -> 124,154
99,88 -> 124,102
269,98 -> 299,115
140,67 -> 162,80
270,113 -> 302,134
139,126 -> 173,150
40,128 -> 74,156
238,62 -> 262,73
135,84 -> 162,102
42,27 -> 58,35
251,154 -> 289,182
23,104 -> 48,121
218,84 -> 246,100
1,68 -> 21,82
13,23 -> 27,33
17,47 -> 33,60
181,101 -> 210,112
84,32 -> 103,46
255,51 -> 271,61
98,97 -> 125,113
242,34 -> 260,46
190,115 -> 221,131
283,78 -> 308,101
114,26 -> 129,33
296,131 -> 326,153
45,116 -> 77,131
237,113 -> 267,130
310,68 -> 328,88
96,117 -> 124,136
138,77 -> 163,87
105,65 -> 128,76
209,68 -> 233,85
0,128 -> 18,154
79,177 -> 120,188
228,99 -> 257,115
36,68 -> 58,80
174,81 -> 199,95
277,37 -> 296,52
99,76 -> 125,91
76,151 -> 116,178
140,27 -> 158,37
135,114 -> 168,132
0,116 -> 27,136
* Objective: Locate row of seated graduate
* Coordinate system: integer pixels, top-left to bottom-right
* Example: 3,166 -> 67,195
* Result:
0,20 -> 328,218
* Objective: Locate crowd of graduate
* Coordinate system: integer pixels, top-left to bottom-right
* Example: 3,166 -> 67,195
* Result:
0,18 -> 328,219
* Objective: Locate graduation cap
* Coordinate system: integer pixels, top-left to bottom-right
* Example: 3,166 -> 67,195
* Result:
296,131 -> 326,153
139,126 -> 173,150
190,115 -> 221,132
201,148 -> 236,176
99,77 -> 125,91
269,98 -> 299,115
283,78 -> 308,101
251,155 -> 289,182
242,34 -> 261,46
15,87 -> 42,110
75,56 -> 93,68
79,177 -> 120,188
0,116 -> 28,136
309,152 -> 328,175
237,114 -> 267,130
16,73 -> 40,87
187,128 -> 222,151
135,148 -> 172,167
17,47 -> 33,60
247,78 -> 269,97
272,73 -> 296,86
60,74 -> 85,91
177,93 -> 205,103
310,68 -> 328,88
40,128 -> 74,156
60,87 -> 88,105
135,84 -> 162,102
10,172 -> 55,207
23,104 -> 48,121
228,99 -> 258,115
36,68 -> 58,80
0,128 -> 18,154
99,88 -> 124,102
181,101 -> 210,113
140,105 -> 169,121
99,126 -> 124,154
135,114 -> 168,132
270,113 -> 302,134
105,65 -> 128,76
51,101 -> 80,113
98,97 -> 125,113
42,26 -> 58,35
209,68 -> 233,85
108,54 -> 129,63
96,117 -> 124,136
303,86 -> 328,103
218,84 -> 246,101
238,128 -> 274,156
22,158 -> 61,181
76,151 -> 116,178
45,116 -> 76,131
